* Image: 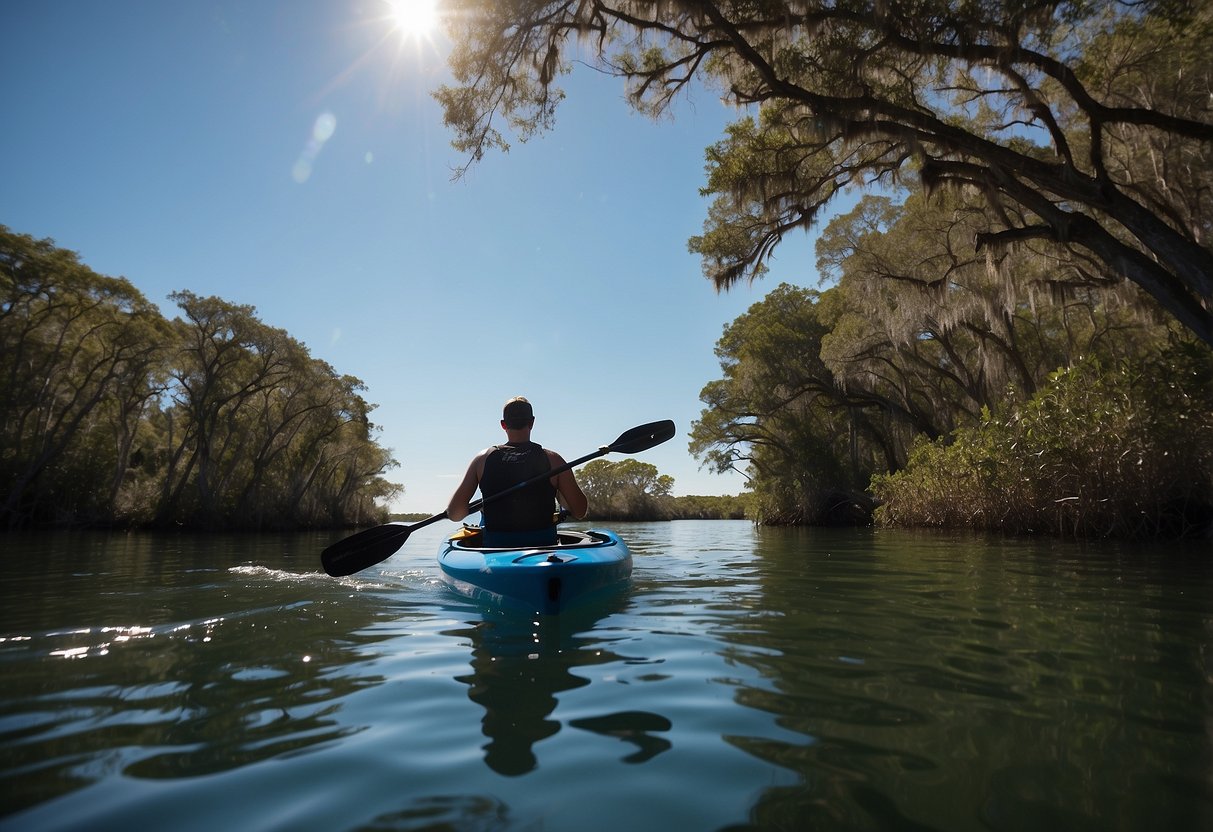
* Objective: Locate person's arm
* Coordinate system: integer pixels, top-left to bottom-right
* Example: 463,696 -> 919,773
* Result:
446,452 -> 486,521
548,451 -> 589,519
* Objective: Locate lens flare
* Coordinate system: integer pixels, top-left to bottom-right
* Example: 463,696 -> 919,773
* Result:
293,111 -> 338,184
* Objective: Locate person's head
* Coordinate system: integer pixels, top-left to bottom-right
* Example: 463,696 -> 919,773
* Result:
501,396 -> 535,431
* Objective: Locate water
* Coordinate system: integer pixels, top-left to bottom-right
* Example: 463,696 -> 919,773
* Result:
1,521 -> 1210,831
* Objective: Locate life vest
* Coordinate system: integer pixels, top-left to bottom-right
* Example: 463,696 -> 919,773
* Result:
480,442 -> 556,533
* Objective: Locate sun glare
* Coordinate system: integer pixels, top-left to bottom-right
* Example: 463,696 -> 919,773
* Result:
386,0 -> 438,38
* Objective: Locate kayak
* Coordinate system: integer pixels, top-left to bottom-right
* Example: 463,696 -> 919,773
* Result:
437,527 -> 632,615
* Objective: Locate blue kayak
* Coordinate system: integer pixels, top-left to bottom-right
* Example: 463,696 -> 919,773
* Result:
437,528 -> 632,615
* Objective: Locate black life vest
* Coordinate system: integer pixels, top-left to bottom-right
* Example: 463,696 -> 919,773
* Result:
480,442 -> 555,532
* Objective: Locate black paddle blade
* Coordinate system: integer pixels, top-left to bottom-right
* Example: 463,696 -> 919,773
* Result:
321,523 -> 411,576
608,420 -> 676,455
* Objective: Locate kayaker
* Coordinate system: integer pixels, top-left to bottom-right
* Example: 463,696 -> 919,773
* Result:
446,397 -> 589,547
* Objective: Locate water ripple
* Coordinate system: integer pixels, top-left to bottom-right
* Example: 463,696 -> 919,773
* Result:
2,523 -> 1211,831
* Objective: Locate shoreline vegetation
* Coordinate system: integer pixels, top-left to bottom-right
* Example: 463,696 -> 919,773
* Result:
391,493 -> 751,526
430,3 -> 1213,542
7,6 -> 1213,545
4,226 -> 1211,541
1,227 -> 397,534
9,9 -> 1213,543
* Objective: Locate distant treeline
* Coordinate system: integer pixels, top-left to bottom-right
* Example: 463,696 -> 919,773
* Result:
1,227 -> 398,531
391,493 -> 750,526
666,494 -> 749,520
577,459 -> 750,521
387,459 -> 753,527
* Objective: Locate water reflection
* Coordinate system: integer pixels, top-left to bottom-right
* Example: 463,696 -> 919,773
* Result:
354,794 -> 514,832
4,523 -> 1211,830
446,601 -> 672,776
708,528 -> 1213,831
568,711 -> 673,763
0,533 -> 409,814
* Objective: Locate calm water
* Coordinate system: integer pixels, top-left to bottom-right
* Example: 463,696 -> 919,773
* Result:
1,521 -> 1211,831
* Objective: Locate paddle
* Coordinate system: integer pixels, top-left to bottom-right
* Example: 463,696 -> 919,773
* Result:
320,419 -> 676,577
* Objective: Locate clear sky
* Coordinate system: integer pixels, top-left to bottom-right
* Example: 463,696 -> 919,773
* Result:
2,1 -> 835,514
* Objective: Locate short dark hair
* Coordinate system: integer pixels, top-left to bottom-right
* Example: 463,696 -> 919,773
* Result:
502,396 -> 534,428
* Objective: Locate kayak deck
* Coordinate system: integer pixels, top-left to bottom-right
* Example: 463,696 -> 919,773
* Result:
437,528 -> 632,615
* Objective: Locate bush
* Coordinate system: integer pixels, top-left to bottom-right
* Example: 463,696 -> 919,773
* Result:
872,346 -> 1213,538
669,494 -> 752,520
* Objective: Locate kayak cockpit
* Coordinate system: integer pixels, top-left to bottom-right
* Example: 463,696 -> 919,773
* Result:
447,527 -> 614,553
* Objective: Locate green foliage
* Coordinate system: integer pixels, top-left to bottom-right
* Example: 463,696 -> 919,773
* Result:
436,0 -> 1213,343
434,1 -> 1213,536
578,461 -> 751,521
872,348 -> 1213,538
580,458 -> 675,520
669,494 -> 752,521
689,283 -> 882,525
0,227 -> 398,530
691,177 -> 1200,534
1,226 -> 169,527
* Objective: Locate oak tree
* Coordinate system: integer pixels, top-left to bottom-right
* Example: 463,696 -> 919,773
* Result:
436,1 -> 1213,343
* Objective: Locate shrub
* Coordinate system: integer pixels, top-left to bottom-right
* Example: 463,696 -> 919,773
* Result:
872,346 -> 1213,538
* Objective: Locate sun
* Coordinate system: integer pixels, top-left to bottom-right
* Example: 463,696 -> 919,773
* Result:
385,0 -> 439,38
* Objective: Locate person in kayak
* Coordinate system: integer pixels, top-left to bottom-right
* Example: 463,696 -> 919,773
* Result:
446,397 -> 589,547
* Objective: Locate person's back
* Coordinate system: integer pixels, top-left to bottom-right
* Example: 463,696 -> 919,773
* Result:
446,397 -> 588,547
479,440 -> 557,545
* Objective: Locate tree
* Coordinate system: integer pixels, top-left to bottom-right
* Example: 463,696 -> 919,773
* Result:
670,494 -> 751,519
157,291 -> 399,529
436,1 -> 1213,344
689,283 -> 887,523
580,458 -> 674,519
0,227 -> 168,527
156,292 -> 294,524
0,228 -> 400,529
284,378 -> 401,528
690,184 -> 1194,524
812,188 -> 1174,431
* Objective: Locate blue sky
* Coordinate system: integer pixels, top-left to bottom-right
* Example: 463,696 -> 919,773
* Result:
2,1 -> 835,514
